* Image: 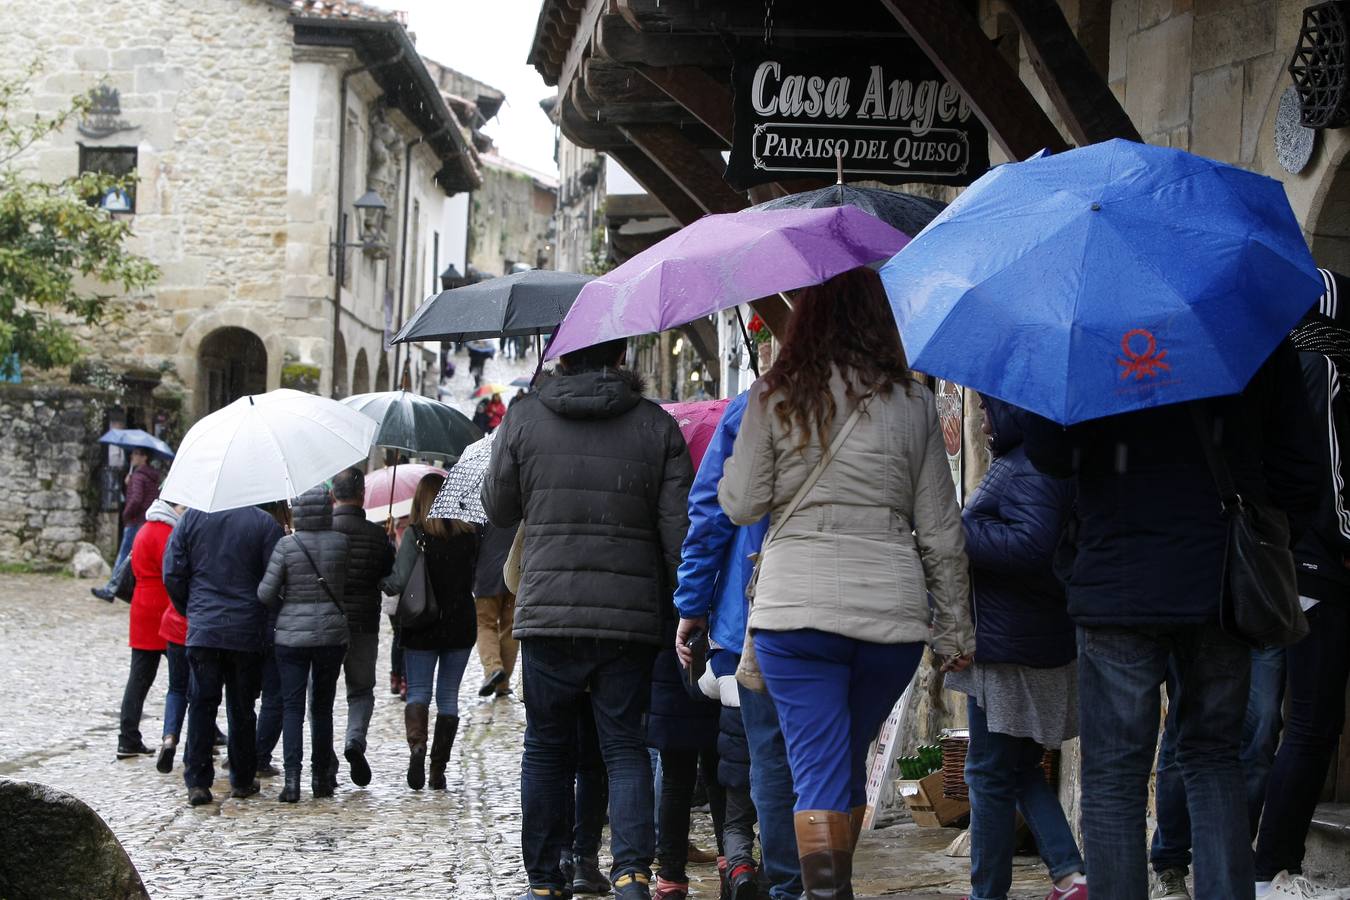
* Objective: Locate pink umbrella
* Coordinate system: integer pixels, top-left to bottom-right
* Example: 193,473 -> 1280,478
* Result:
662,398 -> 731,470
363,463 -> 446,523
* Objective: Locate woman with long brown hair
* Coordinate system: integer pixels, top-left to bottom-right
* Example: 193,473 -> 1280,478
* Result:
717,266 -> 973,899
380,473 -> 479,791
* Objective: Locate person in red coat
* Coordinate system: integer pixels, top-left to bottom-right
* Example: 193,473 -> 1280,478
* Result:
486,393 -> 507,432
117,498 -> 182,760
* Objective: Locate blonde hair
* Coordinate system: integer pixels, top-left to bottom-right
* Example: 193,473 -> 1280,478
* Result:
410,473 -> 473,539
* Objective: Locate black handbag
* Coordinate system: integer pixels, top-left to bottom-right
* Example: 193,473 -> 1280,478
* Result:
394,529 -> 439,629
1190,405 -> 1308,649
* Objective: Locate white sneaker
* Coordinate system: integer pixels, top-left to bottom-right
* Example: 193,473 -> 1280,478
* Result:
1151,868 -> 1190,900
1257,871 -> 1350,899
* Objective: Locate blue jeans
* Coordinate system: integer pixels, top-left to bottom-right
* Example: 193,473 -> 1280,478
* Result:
520,637 -> 657,889
274,643 -> 346,776
163,641 -> 188,740
740,684 -> 802,900
183,647 -> 262,790
403,647 -> 472,716
105,523 -> 140,591
965,697 -> 1083,900
1151,646 -> 1285,873
755,629 -> 924,812
1077,625 -> 1252,900
255,646 -> 282,767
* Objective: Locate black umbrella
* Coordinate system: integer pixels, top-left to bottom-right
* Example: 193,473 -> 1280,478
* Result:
749,184 -> 946,237
391,269 -> 594,344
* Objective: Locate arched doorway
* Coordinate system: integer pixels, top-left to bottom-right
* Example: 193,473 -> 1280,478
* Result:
352,349 -> 371,395
375,352 -> 390,392
198,327 -> 267,413
332,332 -> 349,399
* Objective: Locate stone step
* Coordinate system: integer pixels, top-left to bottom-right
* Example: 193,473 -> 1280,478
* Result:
1303,802 -> 1350,885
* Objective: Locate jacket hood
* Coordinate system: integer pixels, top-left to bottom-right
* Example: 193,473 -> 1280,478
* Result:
144,498 -> 180,526
291,485 -> 333,532
536,368 -> 645,420
984,396 -> 1026,457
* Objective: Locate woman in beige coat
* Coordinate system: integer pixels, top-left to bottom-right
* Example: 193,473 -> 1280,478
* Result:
713,265 -> 974,899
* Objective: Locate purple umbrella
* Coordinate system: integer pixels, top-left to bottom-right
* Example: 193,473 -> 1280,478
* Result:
545,206 -> 911,360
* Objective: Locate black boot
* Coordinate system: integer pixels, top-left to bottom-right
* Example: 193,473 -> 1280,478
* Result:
345,743 -> 371,787
428,714 -> 459,791
278,770 -> 301,803
571,854 -> 611,895
405,703 -> 429,790
155,735 -> 177,774
312,762 -> 336,799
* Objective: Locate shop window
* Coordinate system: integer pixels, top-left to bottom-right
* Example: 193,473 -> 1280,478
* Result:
79,145 -> 137,213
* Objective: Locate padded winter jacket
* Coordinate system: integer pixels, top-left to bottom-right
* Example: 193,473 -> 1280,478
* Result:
963,399 -> 1075,668
718,369 -> 973,656
257,487 -> 349,649
122,464 -> 161,528
163,506 -> 283,652
329,504 -> 395,634
482,368 -> 694,646
1293,347 -> 1350,603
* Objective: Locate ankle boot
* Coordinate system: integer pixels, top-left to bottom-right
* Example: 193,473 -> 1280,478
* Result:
428,714 -> 459,790
848,806 -> 865,851
312,760 -> 337,798
278,770 -> 301,803
794,810 -> 854,900
405,703 -> 429,790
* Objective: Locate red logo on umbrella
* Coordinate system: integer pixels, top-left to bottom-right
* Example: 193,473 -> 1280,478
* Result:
1118,329 -> 1170,380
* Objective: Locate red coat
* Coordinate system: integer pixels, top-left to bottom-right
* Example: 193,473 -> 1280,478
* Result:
486,399 -> 507,430
129,520 -> 172,650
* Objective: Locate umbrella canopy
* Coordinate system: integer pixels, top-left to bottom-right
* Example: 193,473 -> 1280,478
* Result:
472,382 -> 512,400
340,390 -> 480,458
881,139 -> 1324,426
98,427 -> 174,461
362,463 -> 446,523
662,398 -> 730,470
160,389 -> 376,512
546,206 -> 910,360
510,376 -> 533,388
750,185 -> 946,236
392,270 -> 594,344
428,432 -> 495,524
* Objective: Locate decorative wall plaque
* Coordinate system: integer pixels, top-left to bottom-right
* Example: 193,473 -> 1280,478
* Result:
1276,86 -> 1317,174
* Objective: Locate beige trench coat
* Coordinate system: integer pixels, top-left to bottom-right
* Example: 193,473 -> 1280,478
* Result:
717,371 -> 974,657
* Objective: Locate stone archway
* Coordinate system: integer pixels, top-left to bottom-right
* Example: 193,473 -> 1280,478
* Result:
197,327 -> 267,414
332,332 -> 349,399
352,348 -> 371,395
375,352 -> 390,392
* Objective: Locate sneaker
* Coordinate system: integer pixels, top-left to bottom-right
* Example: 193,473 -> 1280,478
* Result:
571,855 -> 610,895
1151,868 -> 1189,900
187,786 -> 213,806
479,668 -> 507,696
1258,871 -> 1350,899
517,889 -> 566,900
1049,880 -> 1088,899
652,877 -> 688,900
116,741 -> 154,759
727,863 -> 758,900
91,586 -> 115,602
613,873 -> 651,900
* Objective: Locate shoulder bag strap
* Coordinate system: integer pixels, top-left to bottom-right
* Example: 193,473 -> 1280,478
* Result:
763,400 -> 868,547
292,534 -> 343,611
1187,403 -> 1241,513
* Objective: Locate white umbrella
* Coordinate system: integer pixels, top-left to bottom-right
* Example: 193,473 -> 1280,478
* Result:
160,389 -> 377,512
428,432 -> 495,524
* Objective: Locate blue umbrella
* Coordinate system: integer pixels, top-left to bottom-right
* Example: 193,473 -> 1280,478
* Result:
98,428 -> 175,461
881,139 -> 1324,425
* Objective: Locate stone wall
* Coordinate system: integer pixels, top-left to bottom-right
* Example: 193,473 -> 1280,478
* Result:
469,156 -> 557,276
0,384 -> 109,568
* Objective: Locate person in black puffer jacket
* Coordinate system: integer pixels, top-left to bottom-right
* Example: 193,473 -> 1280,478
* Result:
328,467 -> 395,787
945,397 -> 1084,900
381,473 -> 478,792
257,486 -> 349,804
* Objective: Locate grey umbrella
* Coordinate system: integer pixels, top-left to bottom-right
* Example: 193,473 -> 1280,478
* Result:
391,269 -> 594,345
341,390 -> 481,459
749,185 -> 946,237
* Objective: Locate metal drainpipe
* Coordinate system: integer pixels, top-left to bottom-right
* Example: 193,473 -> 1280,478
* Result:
391,134 -> 423,387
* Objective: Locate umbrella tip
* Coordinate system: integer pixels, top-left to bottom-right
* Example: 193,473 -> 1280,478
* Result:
1090,202 -> 1102,212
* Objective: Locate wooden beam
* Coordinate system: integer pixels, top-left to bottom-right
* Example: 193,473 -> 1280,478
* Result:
1001,0 -> 1141,145
557,90 -> 631,149
583,58 -> 671,105
608,146 -> 706,225
619,123 -> 747,215
877,0 -> 1068,159
570,78 -> 698,128
636,65 -> 734,144
594,14 -> 732,68
617,0 -> 903,36
678,318 -> 720,385
559,0 -> 608,96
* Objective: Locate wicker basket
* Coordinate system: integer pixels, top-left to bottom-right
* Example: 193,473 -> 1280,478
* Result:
940,730 -> 1058,802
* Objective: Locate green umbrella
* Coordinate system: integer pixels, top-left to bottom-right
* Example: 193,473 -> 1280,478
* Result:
341,390 -> 481,459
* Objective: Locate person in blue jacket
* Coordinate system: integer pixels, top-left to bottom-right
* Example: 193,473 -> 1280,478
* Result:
675,389 -> 801,900
946,397 -> 1086,900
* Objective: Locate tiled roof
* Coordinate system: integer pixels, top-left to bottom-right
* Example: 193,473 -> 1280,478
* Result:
284,0 -> 407,25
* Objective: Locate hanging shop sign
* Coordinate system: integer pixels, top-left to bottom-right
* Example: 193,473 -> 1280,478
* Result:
726,42 -> 990,191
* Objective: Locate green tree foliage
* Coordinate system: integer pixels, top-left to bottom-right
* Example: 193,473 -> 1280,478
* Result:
0,63 -> 158,378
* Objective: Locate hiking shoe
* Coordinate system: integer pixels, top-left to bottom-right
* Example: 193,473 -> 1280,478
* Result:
479,668 -> 507,696
155,736 -> 177,773
1257,872 -> 1350,899
116,741 -> 154,759
345,744 -> 372,787
613,873 -> 651,900
652,877 -> 687,900
187,786 -> 212,806
571,855 -> 610,895
727,863 -> 758,900
1151,868 -> 1189,900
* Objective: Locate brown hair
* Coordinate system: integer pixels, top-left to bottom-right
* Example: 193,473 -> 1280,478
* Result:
760,266 -> 911,451
410,473 -> 473,540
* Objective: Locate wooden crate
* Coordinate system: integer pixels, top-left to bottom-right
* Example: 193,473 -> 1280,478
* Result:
897,771 -> 970,828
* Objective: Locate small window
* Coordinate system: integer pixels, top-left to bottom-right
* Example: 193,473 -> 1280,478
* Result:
79,145 -> 138,213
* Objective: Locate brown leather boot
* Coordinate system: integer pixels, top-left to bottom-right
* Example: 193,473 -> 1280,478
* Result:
428,714 -> 459,790
848,806 -> 866,851
794,810 -> 854,900
405,703 -> 429,790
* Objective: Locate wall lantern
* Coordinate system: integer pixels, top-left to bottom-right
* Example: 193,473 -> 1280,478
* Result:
1290,1 -> 1350,128
353,189 -> 389,257
439,264 -> 465,292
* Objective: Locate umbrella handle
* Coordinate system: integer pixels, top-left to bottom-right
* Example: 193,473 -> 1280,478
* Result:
735,306 -> 760,378
388,459 -> 397,520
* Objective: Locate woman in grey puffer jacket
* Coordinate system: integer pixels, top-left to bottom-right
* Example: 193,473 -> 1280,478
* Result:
258,485 -> 349,803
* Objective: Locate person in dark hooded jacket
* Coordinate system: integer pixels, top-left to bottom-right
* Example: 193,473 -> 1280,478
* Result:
483,336 -> 693,900
946,397 -> 1085,900
257,486 -> 349,803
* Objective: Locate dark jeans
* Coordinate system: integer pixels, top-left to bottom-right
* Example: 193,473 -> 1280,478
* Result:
119,648 -> 163,747
965,697 -> 1083,900
563,697 -> 608,860
657,746 -> 726,882
1151,645 -> 1285,873
1254,601 -> 1350,880
163,641 -> 188,741
388,616 -> 404,678
256,646 -> 282,767
184,647 -> 263,790
275,643 -> 346,777
740,684 -> 802,900
1077,624 -> 1252,900
520,637 -> 657,889
105,523 -> 140,591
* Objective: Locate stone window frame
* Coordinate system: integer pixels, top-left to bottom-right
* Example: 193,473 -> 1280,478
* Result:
78,144 -> 138,214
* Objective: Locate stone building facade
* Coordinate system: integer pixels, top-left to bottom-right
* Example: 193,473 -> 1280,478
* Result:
468,154 -> 558,278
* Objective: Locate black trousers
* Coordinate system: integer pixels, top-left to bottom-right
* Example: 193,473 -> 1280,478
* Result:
119,648 -> 163,747
657,746 -> 726,882
183,647 -> 262,791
